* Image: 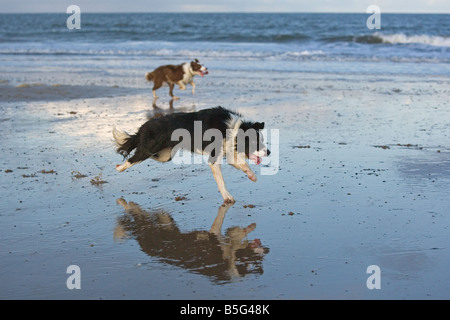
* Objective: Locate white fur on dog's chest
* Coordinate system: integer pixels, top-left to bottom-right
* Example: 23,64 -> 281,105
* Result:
181,63 -> 194,84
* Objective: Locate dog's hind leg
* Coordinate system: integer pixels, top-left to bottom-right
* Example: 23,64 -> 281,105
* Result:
116,160 -> 139,172
152,80 -> 163,101
209,162 -> 235,203
116,147 -> 153,172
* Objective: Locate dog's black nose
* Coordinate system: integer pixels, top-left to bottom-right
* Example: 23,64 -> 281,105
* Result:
267,149 -> 271,156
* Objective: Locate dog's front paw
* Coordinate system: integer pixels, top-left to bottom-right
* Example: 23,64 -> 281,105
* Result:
223,197 -> 236,204
222,192 -> 235,204
244,170 -> 257,182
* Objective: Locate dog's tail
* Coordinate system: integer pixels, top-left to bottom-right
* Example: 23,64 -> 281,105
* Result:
145,72 -> 154,82
113,127 -> 139,157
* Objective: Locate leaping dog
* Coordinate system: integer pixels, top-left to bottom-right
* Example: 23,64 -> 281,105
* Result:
113,107 -> 269,203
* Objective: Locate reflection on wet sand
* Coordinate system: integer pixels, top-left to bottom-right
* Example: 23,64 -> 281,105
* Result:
114,199 -> 269,283
146,99 -> 196,120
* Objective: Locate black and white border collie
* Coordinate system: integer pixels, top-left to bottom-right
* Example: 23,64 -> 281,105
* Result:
113,107 -> 270,203
145,59 -> 208,101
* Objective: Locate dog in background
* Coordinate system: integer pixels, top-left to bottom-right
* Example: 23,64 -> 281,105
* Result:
146,59 -> 208,101
113,106 -> 270,203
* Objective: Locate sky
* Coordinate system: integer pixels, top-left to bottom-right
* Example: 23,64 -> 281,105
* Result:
0,0 -> 449,13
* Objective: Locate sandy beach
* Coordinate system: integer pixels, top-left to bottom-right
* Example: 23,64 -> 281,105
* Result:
1,60 -> 449,299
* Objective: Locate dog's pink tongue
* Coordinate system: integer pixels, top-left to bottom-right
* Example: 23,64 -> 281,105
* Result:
250,154 -> 262,165
249,239 -> 261,249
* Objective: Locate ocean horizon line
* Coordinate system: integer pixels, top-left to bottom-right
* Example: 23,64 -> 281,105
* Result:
1,11 -> 449,15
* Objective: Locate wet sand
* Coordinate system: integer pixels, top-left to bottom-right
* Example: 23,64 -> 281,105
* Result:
1,68 -> 449,299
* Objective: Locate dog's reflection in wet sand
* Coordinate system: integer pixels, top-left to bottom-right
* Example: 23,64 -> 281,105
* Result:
115,199 -> 269,282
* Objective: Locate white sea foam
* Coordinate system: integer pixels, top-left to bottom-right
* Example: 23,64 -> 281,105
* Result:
376,33 -> 450,47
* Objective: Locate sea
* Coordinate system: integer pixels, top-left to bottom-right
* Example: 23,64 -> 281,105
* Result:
0,13 -> 449,79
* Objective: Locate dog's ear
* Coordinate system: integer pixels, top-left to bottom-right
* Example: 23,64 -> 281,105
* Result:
253,122 -> 265,130
193,58 -> 199,63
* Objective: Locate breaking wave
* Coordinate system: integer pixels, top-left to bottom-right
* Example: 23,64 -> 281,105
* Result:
323,33 -> 450,47
375,33 -> 450,47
